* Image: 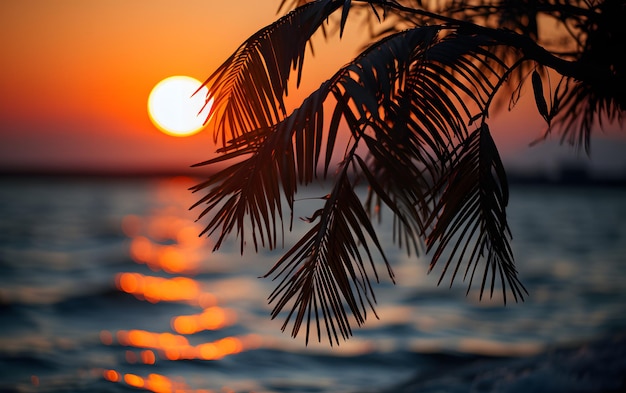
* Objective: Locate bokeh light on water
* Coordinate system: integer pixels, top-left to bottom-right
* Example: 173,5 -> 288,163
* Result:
100,176 -> 261,392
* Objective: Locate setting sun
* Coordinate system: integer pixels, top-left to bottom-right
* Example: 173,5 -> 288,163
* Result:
147,76 -> 212,137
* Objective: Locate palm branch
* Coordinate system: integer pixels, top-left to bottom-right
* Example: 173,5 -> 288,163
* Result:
192,0 -> 623,344
426,123 -> 527,304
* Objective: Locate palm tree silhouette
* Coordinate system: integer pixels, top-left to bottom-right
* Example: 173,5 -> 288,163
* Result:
191,0 -> 624,345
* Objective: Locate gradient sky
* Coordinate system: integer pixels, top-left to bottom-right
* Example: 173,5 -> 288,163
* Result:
1,1 -> 624,175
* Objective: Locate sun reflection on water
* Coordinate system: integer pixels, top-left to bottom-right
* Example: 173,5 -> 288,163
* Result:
172,306 -> 237,334
104,329 -> 259,361
115,273 -> 205,304
100,176 -> 261,392
103,369 -> 213,393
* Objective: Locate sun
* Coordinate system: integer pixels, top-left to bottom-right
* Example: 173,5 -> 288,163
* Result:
147,75 -> 212,137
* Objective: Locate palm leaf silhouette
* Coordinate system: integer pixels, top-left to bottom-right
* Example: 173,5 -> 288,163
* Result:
426,123 -> 527,304
192,0 -> 623,344
200,0 -> 345,147
192,10 -> 528,343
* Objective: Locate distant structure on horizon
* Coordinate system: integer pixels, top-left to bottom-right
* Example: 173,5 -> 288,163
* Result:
507,161 -> 626,187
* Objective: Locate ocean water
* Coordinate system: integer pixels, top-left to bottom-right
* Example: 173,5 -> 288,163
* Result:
0,175 -> 625,393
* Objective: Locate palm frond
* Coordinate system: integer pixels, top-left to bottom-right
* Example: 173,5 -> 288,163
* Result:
547,76 -> 625,153
353,30 -> 513,260
426,123 -> 527,303
264,165 -> 392,345
193,20 -> 531,341
189,0 -> 626,347
191,26 -> 445,252
200,0 -> 343,147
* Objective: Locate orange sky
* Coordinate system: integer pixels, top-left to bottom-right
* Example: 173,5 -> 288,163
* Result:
0,1 -> 280,174
0,1 -> 624,175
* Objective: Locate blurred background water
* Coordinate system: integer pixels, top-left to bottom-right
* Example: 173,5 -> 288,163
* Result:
1,175 -> 625,393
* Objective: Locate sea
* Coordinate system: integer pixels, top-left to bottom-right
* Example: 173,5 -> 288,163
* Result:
1,174 -> 625,393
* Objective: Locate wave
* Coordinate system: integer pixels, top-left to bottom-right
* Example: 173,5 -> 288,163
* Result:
383,332 -> 626,393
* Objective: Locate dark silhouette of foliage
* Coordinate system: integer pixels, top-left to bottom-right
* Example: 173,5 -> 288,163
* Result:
191,0 -> 625,345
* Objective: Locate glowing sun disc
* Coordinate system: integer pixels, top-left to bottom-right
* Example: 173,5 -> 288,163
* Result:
148,75 -> 211,137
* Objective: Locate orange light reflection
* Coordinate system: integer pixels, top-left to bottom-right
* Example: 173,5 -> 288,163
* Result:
111,329 -> 260,361
116,273 -> 204,304
124,373 -> 144,388
122,179 -> 205,275
142,349 -> 156,365
104,370 -> 211,393
172,306 -> 237,334
103,177 -> 263,392
128,233 -> 203,274
103,369 -> 120,382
